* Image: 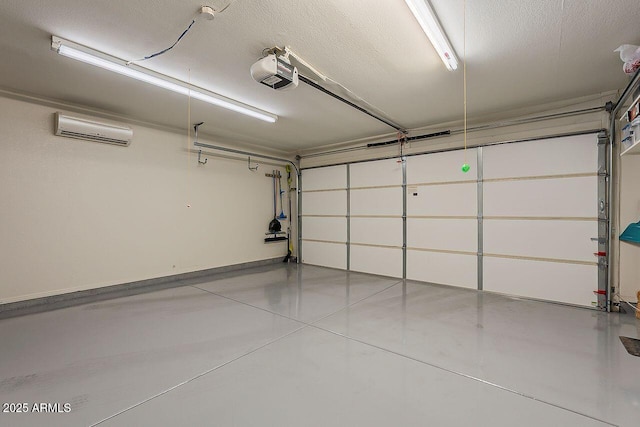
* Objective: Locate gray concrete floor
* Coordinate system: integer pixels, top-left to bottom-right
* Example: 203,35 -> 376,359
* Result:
0,264 -> 638,426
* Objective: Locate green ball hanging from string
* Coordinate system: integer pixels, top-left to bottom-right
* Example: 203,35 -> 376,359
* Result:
461,163 -> 470,173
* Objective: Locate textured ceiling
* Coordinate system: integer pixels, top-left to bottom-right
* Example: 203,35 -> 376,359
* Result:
0,0 -> 638,152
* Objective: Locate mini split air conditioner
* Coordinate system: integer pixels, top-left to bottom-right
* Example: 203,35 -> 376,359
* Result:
54,113 -> 133,146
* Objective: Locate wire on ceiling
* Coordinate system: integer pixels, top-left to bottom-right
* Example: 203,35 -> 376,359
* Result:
127,1 -> 236,65
128,19 -> 197,65
216,0 -> 236,14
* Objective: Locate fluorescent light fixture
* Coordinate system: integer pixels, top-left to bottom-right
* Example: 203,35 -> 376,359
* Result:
51,36 -> 278,123
403,0 -> 458,71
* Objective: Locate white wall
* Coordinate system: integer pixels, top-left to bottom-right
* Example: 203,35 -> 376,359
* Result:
0,95 -> 291,304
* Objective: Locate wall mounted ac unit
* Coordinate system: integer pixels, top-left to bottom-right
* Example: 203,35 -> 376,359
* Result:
54,113 -> 133,146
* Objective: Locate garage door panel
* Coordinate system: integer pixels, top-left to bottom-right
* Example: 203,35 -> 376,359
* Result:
350,158 -> 402,188
484,220 -> 598,262
407,149 -> 477,184
351,187 -> 403,216
484,257 -> 597,307
302,241 -> 347,270
483,135 -> 597,179
302,217 -> 347,243
302,165 -> 347,191
351,245 -> 402,278
302,191 -> 347,216
407,250 -> 477,289
484,177 -> 597,217
407,218 -> 477,253
407,183 -> 477,217
351,218 -> 402,247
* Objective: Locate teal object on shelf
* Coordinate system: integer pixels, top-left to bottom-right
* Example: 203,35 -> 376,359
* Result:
620,220 -> 640,244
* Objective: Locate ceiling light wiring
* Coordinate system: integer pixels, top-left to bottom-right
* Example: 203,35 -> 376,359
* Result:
216,0 -> 236,14
127,18 -> 197,65
127,2 -> 236,65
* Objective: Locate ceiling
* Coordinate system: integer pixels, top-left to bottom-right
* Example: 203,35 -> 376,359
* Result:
1,0 -> 638,153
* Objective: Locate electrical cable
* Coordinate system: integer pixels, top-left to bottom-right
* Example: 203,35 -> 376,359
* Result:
127,2 -> 236,65
217,0 -> 236,13
128,19 -> 197,65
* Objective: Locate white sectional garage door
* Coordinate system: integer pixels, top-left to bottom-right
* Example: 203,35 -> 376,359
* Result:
482,134 -> 599,306
301,165 -> 347,269
301,133 -> 601,307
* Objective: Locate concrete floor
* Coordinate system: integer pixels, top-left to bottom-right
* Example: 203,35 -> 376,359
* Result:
0,264 -> 638,426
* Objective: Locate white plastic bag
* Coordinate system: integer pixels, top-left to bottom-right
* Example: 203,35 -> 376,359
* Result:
615,44 -> 640,75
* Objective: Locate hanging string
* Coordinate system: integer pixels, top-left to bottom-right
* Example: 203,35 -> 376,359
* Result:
460,0 -> 470,174
187,68 -> 192,208
463,0 -> 467,160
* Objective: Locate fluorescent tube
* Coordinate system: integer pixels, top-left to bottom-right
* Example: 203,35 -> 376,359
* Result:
403,0 -> 458,71
52,37 -> 278,123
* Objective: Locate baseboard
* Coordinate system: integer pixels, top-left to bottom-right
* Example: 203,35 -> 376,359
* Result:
0,257 -> 285,319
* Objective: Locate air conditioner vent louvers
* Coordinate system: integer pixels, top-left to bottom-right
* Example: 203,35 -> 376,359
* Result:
58,130 -> 130,145
54,113 -> 133,146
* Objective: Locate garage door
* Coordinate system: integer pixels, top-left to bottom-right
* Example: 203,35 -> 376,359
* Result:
482,134 -> 600,307
300,132 -> 604,308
